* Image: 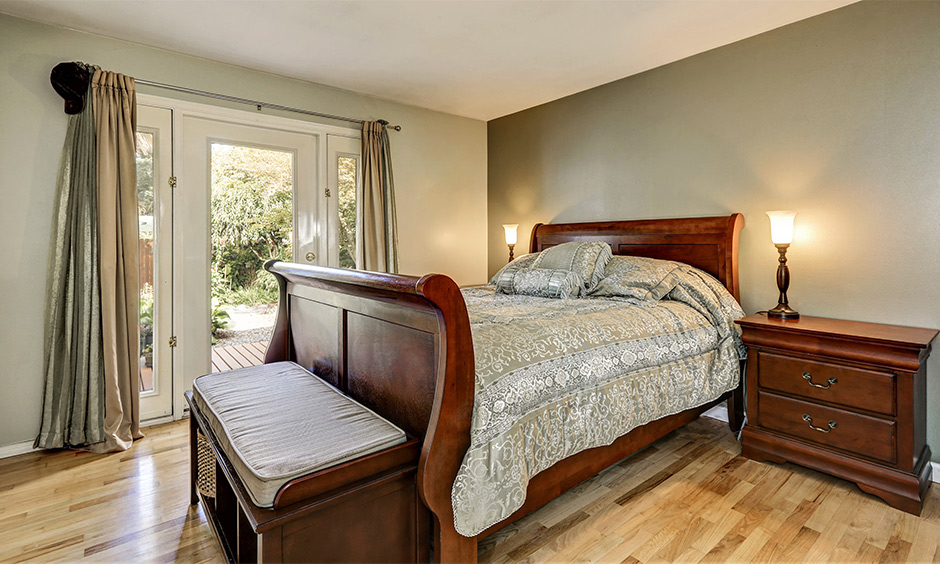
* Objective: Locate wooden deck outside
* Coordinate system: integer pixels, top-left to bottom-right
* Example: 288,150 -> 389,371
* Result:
211,342 -> 267,372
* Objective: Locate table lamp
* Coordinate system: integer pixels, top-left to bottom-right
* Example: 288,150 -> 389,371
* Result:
766,211 -> 799,319
502,224 -> 518,262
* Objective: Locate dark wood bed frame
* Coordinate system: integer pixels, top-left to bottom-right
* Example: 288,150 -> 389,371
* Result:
260,213 -> 745,563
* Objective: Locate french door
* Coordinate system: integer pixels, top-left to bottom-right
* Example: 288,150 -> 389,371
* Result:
176,116 -> 321,405
136,105 -> 174,420
135,96 -> 361,417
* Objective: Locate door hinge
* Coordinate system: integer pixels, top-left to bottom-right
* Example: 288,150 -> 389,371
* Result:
324,188 -> 331,197
168,176 -> 178,188
168,336 -> 178,348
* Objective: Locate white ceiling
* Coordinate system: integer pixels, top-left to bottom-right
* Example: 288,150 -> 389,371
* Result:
0,0 -> 857,121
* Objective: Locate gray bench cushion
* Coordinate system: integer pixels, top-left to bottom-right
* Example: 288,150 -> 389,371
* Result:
192,361 -> 407,508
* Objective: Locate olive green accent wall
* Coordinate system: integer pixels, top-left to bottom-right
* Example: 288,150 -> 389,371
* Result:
488,1 -> 940,458
0,13 -> 487,449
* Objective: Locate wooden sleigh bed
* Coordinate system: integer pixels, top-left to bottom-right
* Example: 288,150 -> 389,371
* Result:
260,213 -> 745,563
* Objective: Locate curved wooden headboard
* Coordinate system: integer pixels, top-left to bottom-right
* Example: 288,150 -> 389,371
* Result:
529,213 -> 744,301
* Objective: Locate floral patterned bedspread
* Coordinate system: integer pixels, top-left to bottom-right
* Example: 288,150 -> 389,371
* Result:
450,265 -> 746,536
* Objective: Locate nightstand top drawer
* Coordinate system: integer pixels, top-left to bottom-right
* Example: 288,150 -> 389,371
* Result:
758,391 -> 896,465
758,352 -> 895,416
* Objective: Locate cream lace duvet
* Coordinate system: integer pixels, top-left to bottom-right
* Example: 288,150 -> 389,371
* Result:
451,263 -> 746,536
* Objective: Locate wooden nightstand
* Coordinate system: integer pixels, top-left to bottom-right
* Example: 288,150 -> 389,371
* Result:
735,313 -> 938,515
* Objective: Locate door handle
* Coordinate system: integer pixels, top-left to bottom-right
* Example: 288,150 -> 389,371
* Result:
305,252 -> 316,262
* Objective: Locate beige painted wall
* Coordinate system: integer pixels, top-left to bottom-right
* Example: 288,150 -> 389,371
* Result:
0,13 -> 487,448
488,1 -> 940,458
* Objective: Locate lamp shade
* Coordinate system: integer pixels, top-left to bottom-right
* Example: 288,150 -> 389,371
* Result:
502,224 -> 519,246
766,211 -> 796,245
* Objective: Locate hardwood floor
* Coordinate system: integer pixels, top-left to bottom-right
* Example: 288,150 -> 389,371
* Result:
0,421 -> 221,563
2,416 -> 939,563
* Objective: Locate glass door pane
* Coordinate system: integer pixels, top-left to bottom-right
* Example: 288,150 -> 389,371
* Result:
327,135 -> 360,268
136,131 -> 156,393
337,155 -> 357,268
209,143 -> 294,373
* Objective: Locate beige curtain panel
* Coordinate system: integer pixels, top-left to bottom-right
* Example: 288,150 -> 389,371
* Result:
357,121 -> 399,273
89,70 -> 142,453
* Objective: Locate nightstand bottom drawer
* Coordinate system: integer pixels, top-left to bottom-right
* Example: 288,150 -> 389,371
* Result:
758,392 -> 896,464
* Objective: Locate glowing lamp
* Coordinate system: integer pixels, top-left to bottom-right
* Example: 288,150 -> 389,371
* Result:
765,211 -> 799,319
502,224 -> 519,262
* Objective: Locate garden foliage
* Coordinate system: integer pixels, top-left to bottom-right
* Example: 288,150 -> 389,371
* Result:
210,144 -> 293,306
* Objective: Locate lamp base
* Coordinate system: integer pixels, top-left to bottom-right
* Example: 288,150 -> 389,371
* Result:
767,304 -> 800,319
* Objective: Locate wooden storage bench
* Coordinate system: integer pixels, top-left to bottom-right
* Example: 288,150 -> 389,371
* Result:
186,362 -> 429,563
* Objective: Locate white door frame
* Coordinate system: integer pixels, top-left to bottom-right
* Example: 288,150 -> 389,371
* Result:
136,104 -> 174,421
137,94 -> 360,420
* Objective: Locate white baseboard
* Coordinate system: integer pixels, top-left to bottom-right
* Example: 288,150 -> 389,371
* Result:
141,415 -> 176,428
932,462 -> 940,484
0,440 -> 39,460
0,415 -> 176,461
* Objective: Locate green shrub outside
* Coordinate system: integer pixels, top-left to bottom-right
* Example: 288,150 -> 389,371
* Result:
210,144 -> 292,308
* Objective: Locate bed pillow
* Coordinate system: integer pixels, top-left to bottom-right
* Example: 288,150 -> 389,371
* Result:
589,255 -> 683,301
529,241 -> 612,294
493,267 -> 584,299
488,253 -> 537,285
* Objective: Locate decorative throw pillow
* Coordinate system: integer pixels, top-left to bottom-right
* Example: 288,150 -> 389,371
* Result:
488,253 -> 537,285
529,241 -> 612,294
589,255 -> 682,301
493,267 -> 584,299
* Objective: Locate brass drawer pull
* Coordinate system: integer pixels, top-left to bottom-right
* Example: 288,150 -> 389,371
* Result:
802,371 -> 837,389
802,414 -> 837,433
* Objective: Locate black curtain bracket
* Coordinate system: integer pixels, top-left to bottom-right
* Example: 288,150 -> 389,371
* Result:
50,61 -> 91,115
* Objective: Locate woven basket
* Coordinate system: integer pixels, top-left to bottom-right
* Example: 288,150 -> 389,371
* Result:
196,430 -> 216,498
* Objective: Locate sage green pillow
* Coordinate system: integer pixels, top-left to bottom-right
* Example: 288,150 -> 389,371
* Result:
493,267 -> 584,299
488,253 -> 537,285
530,241 -> 612,294
589,255 -> 682,301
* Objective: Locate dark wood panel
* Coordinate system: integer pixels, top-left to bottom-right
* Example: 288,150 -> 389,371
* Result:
758,391 -> 896,465
758,351 -> 896,416
346,312 -> 436,439
290,297 -> 340,388
281,473 -> 421,564
529,214 -> 743,301
616,243 -> 720,281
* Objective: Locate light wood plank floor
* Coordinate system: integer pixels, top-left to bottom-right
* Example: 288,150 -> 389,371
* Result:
2,417 -> 939,563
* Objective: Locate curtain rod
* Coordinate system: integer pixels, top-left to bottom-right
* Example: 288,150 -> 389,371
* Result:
135,79 -> 401,131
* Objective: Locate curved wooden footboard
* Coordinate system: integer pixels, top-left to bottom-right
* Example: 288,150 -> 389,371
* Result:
262,261 -> 476,562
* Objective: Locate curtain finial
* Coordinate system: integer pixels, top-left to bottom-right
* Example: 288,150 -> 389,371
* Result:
50,62 -> 95,115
